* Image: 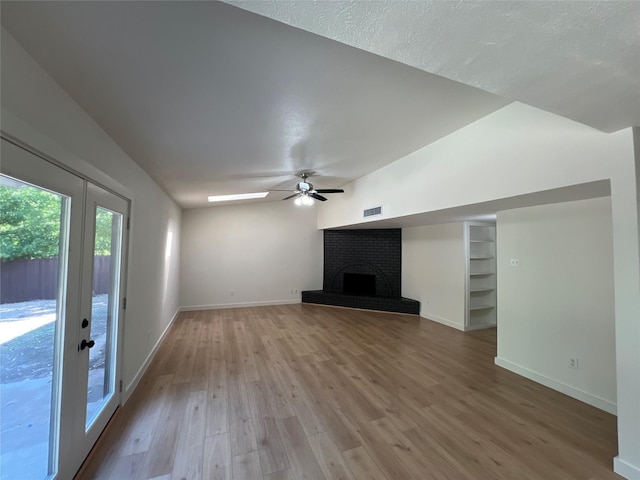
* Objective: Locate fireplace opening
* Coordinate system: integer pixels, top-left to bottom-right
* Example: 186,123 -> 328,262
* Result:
343,273 -> 376,296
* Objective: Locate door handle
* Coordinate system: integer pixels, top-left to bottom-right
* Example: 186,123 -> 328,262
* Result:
80,339 -> 95,350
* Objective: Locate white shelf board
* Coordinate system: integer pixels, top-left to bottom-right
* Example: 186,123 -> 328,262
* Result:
469,304 -> 495,311
469,272 -> 495,276
470,288 -> 495,293
469,240 -> 494,243
470,256 -> 495,260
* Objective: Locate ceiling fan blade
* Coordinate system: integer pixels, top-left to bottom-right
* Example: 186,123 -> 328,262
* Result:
314,189 -> 344,194
269,189 -> 297,192
282,193 -> 300,200
310,193 -> 328,201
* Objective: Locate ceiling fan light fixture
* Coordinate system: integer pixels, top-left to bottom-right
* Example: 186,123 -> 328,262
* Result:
207,192 -> 269,202
293,193 -> 315,206
281,172 -> 344,204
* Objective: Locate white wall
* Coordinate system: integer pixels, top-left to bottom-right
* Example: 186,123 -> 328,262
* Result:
316,103 -> 640,478
180,200 -> 322,309
402,223 -> 466,329
1,28 -> 182,397
318,103 -> 634,230
495,197 -> 616,413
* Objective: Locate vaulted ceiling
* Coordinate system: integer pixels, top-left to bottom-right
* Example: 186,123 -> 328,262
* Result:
2,1 -> 638,209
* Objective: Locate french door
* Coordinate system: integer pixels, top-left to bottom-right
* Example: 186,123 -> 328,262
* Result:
0,138 -> 128,479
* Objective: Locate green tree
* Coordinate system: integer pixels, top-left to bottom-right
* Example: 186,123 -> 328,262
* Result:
94,207 -> 114,255
0,183 -> 62,260
0,183 -> 114,261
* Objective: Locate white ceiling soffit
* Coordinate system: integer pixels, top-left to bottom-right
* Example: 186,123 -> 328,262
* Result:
229,1 -> 640,133
0,1 -> 507,209
333,180 -> 612,230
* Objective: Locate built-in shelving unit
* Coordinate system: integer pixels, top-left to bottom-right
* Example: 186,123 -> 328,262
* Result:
465,223 -> 496,330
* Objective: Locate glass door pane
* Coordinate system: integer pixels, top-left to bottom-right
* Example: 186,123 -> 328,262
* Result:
85,207 -> 122,428
76,181 -> 128,462
0,175 -> 69,480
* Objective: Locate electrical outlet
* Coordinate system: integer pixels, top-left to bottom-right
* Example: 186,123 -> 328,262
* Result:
510,258 -> 521,268
569,357 -> 579,370
230,290 -> 234,297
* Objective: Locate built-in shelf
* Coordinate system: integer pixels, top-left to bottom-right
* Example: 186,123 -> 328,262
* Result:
466,223 -> 497,331
469,304 -> 495,311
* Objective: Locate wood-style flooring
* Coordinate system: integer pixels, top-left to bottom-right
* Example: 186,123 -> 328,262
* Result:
76,304 -> 621,479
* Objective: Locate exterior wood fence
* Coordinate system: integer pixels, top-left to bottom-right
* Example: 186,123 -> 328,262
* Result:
0,256 -> 112,304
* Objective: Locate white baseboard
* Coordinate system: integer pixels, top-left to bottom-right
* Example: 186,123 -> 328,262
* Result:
421,312 -> 465,331
494,356 -> 617,415
123,307 -> 180,403
180,299 -> 300,311
614,456 -> 640,480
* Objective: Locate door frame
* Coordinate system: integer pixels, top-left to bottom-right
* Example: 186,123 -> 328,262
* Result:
1,135 -> 131,479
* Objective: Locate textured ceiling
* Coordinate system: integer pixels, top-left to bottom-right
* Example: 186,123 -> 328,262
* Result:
230,0 -> 640,133
1,1 -> 507,208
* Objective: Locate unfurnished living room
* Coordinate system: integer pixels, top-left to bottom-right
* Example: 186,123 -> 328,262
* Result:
0,1 -> 639,479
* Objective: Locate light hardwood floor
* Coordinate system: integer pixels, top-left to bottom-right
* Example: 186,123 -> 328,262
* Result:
76,304 -> 621,480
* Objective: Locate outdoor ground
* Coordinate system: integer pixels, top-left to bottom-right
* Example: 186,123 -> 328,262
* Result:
0,296 -> 108,480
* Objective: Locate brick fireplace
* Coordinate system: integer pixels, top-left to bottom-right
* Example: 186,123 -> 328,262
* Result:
302,229 -> 419,314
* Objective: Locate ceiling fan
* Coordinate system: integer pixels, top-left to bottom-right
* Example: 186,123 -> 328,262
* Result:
272,172 -> 344,205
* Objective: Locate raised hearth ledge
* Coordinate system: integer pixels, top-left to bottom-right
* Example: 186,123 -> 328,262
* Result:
301,290 -> 420,315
